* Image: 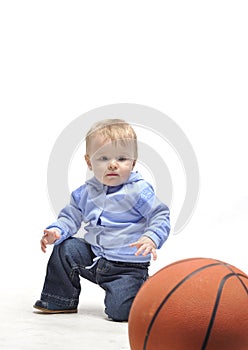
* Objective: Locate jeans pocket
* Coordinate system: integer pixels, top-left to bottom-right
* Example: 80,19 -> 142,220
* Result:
96,259 -> 111,275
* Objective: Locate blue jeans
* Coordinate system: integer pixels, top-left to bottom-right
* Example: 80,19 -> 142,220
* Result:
40,237 -> 149,321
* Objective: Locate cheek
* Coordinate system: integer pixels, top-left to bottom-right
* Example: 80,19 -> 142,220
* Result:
91,162 -> 106,174
121,164 -> 133,176
126,162 -> 135,171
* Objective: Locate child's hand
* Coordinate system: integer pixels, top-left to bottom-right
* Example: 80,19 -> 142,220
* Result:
40,229 -> 61,253
130,236 -> 157,261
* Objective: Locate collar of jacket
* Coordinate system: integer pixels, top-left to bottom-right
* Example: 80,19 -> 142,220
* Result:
85,171 -> 143,191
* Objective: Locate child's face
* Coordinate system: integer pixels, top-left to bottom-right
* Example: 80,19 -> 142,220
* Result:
85,135 -> 136,186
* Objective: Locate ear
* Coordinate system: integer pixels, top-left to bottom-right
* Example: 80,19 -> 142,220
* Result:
132,160 -> 136,169
84,154 -> 92,170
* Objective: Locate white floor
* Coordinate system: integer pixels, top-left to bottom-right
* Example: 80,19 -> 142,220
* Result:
0,283 -> 130,350
1,199 -> 247,350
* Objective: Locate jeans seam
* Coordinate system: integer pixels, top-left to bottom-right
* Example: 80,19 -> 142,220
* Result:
41,292 -> 78,304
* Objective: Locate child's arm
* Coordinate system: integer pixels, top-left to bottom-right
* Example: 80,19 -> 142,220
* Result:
131,183 -> 170,260
130,236 -> 157,261
40,228 -> 61,253
43,186 -> 85,247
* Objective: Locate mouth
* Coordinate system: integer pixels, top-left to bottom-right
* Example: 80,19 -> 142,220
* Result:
106,173 -> 119,177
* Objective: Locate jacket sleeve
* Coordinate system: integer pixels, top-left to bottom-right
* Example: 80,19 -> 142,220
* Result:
135,185 -> 170,249
46,187 -> 84,245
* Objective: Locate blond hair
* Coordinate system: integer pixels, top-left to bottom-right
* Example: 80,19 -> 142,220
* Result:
86,119 -> 138,159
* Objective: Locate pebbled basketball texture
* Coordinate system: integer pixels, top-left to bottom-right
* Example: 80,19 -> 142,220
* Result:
128,257 -> 248,350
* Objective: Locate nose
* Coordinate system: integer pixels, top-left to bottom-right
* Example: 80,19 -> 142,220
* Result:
108,159 -> 118,170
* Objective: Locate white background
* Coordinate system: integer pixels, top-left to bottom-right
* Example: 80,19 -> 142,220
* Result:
0,0 -> 247,297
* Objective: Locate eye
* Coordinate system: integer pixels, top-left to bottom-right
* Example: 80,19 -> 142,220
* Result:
118,157 -> 129,162
98,156 -> 109,161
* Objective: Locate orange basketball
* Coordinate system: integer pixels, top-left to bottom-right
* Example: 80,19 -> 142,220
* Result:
128,257 -> 248,350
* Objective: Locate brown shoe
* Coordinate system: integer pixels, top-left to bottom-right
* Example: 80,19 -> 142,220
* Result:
33,300 -> 78,314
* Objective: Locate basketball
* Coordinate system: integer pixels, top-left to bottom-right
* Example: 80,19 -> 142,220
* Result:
128,257 -> 248,350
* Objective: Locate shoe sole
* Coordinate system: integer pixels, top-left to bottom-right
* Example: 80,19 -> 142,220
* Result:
33,305 -> 78,314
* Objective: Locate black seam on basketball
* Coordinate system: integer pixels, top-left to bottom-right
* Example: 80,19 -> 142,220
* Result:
153,258 -> 219,276
143,262 -> 224,350
220,264 -> 248,293
201,273 -> 247,350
